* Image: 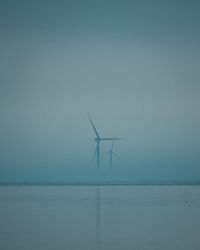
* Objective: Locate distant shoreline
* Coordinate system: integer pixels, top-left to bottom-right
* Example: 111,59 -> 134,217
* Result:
1,181 -> 200,186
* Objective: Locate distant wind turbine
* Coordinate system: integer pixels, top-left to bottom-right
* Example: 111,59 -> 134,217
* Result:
88,115 -> 123,168
104,142 -> 119,169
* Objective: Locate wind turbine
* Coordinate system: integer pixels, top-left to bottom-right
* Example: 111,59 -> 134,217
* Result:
88,115 -> 123,168
104,142 -> 119,169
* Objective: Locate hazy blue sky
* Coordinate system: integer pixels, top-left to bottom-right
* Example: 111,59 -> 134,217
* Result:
0,0 -> 200,182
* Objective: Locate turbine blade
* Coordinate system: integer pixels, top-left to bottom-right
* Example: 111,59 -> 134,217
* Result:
88,115 -> 100,138
113,152 -> 120,159
103,151 -> 110,155
91,147 -> 97,161
111,142 -> 114,150
100,138 -> 124,141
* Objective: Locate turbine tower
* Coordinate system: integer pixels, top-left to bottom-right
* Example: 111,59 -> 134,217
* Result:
105,142 -> 119,169
88,115 -> 123,168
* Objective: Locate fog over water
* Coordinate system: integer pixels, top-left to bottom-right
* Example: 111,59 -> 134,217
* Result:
0,0 -> 200,182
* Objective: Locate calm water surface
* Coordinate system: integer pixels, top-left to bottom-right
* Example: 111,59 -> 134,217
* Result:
0,186 -> 200,250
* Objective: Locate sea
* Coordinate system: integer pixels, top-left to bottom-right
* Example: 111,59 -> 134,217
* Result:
0,185 -> 200,250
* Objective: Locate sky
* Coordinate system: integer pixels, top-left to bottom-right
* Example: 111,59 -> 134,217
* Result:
0,0 -> 200,182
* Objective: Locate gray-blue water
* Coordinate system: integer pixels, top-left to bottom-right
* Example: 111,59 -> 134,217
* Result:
0,186 -> 200,250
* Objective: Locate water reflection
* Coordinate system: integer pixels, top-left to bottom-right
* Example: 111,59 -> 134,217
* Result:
95,187 -> 115,250
96,187 -> 101,250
